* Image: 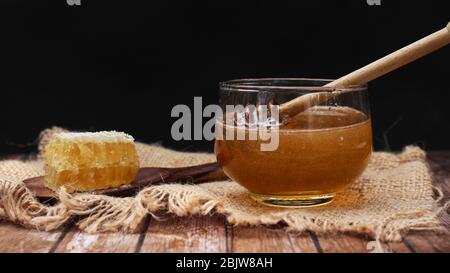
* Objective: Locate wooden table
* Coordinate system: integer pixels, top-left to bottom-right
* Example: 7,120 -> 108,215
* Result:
0,151 -> 449,253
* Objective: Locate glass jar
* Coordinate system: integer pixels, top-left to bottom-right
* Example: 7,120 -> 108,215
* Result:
215,78 -> 372,208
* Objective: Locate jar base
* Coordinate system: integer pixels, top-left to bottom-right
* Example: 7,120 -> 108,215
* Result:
250,192 -> 335,208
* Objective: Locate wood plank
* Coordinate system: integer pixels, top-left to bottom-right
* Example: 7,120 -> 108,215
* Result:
54,225 -> 146,253
386,240 -> 414,253
314,234 -> 373,253
419,233 -> 450,253
313,232 -> 414,253
402,231 -> 450,253
287,232 -> 320,253
229,225 -> 295,253
140,215 -> 227,253
0,222 -> 65,253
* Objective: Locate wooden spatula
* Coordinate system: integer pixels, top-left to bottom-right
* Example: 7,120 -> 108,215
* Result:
23,163 -> 226,201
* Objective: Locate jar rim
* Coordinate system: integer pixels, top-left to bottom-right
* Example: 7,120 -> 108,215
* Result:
220,78 -> 367,93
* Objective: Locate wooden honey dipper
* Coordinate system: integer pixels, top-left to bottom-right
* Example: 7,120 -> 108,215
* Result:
279,22 -> 450,118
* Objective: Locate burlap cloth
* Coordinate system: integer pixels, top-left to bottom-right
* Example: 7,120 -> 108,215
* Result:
0,127 -> 448,242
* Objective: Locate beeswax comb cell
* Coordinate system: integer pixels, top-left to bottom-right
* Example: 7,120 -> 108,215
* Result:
44,131 -> 140,193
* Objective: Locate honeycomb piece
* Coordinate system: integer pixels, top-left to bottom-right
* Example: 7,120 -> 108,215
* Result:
44,131 -> 140,193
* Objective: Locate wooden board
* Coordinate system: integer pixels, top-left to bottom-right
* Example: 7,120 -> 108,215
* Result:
229,225 -> 297,253
0,223 -> 64,253
54,227 -> 143,253
139,215 -> 227,253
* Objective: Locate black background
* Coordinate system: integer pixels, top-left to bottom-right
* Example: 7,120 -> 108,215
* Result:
1,0 -> 449,154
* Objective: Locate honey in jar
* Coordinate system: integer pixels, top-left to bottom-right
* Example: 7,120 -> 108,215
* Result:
215,106 -> 372,207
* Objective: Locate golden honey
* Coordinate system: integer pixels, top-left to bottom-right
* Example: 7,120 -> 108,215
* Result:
44,131 -> 140,193
215,106 -> 372,205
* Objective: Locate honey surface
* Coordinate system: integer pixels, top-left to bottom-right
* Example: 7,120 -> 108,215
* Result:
215,106 -> 372,196
44,132 -> 140,193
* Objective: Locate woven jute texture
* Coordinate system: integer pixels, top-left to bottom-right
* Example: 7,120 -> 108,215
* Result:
0,127 -> 448,242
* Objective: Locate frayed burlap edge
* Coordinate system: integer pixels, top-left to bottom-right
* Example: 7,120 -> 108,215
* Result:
0,176 -> 448,242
